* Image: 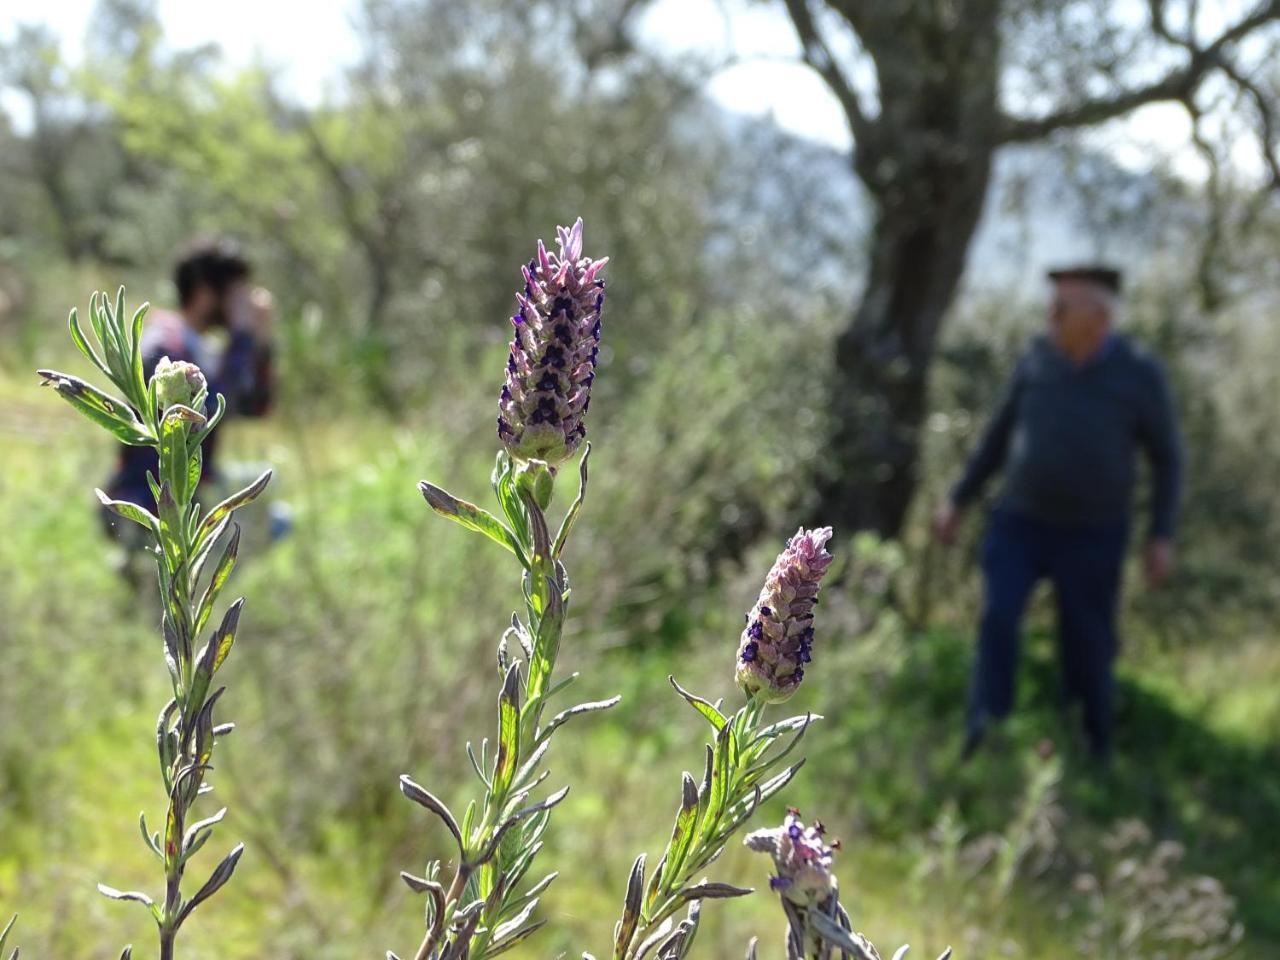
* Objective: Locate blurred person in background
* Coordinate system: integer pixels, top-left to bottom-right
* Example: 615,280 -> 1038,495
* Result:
102,239 -> 279,574
932,266 -> 1182,763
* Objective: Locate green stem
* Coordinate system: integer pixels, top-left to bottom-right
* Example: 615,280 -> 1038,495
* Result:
414,864 -> 471,960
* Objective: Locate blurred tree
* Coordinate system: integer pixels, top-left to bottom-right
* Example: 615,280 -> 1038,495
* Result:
767,0 -> 1280,536
0,25 -> 126,263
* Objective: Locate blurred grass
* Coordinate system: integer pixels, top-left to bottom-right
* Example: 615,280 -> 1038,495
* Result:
1,358 -> 1277,959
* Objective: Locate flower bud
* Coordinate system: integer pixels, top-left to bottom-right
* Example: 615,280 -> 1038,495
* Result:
497,218 -> 608,464
736,527 -> 833,703
745,809 -> 838,907
152,357 -> 206,411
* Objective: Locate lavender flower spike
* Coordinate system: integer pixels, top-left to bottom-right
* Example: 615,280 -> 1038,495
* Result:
745,809 -> 838,907
497,217 -> 609,465
736,526 -> 834,704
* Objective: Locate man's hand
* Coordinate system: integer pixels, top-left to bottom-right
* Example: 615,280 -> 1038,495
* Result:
932,500 -> 964,546
1144,537 -> 1175,588
227,284 -> 275,340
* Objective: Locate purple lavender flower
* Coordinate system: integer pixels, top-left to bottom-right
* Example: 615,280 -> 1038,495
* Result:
745,809 -> 838,907
497,218 -> 608,465
736,527 -> 834,703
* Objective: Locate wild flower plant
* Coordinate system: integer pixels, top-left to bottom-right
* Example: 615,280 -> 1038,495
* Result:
598,529 -> 835,960
39,291 -> 271,960
398,219 -> 616,960
747,812 -> 952,960
400,221 -> 839,960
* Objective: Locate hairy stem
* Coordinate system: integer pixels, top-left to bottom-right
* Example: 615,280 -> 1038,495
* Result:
415,865 -> 472,960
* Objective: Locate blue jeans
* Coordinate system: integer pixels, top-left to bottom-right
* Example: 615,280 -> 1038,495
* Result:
968,508 -> 1129,756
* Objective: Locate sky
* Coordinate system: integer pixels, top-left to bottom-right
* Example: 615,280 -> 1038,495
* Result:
0,0 -> 1260,182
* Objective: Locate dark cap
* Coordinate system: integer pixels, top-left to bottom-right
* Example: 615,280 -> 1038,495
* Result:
1047,265 -> 1122,293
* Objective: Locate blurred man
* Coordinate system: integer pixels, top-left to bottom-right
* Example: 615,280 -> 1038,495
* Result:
933,267 -> 1181,761
103,238 -> 275,513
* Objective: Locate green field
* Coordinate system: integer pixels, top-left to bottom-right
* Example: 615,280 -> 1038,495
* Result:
2,362 -> 1276,959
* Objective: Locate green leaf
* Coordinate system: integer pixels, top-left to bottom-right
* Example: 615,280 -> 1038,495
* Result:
88,291 -> 127,390
419,481 -> 526,564
158,406 -> 203,505
552,443 -> 590,559
95,489 -> 159,533
678,881 -> 752,902
97,885 -> 154,908
472,786 -> 569,866
128,300 -> 149,408
38,370 -> 152,446
399,776 -> 464,853
156,699 -> 179,782
198,600 -> 244,698
191,393 -> 227,449
139,811 -> 163,859
180,807 -> 227,861
535,695 -> 621,745
491,451 -> 530,551
748,759 -> 805,808
68,307 -> 110,377
669,676 -> 727,732
613,853 -> 646,959
700,722 -> 736,843
744,714 -> 815,784
186,444 -> 203,503
492,663 -> 522,799
195,525 -> 241,636
195,470 -> 272,547
176,843 -> 244,926
668,772 -> 702,881
486,918 -> 547,957
808,910 -> 879,960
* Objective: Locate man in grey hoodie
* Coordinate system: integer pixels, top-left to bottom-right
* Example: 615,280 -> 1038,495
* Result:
934,267 -> 1182,761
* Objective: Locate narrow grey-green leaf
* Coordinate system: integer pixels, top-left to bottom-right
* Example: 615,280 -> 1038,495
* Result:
97,885 -> 153,907
679,881 -> 753,901
614,853 -> 646,959
552,443 -> 590,558
95,489 -> 159,532
195,524 -> 241,636
181,807 -> 227,857
808,911 -> 878,960
669,677 -> 726,732
68,307 -> 110,376
537,695 -> 622,745
196,470 -> 271,547
419,481 -> 525,563
38,370 -> 152,445
661,773 -> 700,889
701,723 -> 735,841
484,919 -> 547,957
176,843 -> 244,925
399,775 -> 464,852
474,785 -> 569,865
492,662 -> 522,798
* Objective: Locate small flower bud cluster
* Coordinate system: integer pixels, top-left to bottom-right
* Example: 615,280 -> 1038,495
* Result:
736,527 -> 834,703
152,357 -> 207,411
745,809 -> 839,907
497,218 -> 608,465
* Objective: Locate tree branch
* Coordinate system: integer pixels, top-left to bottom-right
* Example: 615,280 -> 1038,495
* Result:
781,0 -> 874,144
1212,56 -> 1280,188
999,0 -> 1280,143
